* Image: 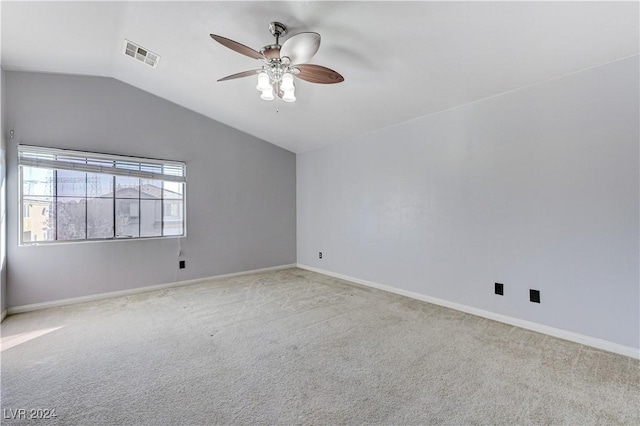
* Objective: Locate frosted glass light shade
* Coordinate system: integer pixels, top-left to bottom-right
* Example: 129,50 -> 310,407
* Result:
281,73 -> 294,91
282,89 -> 296,103
260,87 -> 275,101
256,72 -> 271,91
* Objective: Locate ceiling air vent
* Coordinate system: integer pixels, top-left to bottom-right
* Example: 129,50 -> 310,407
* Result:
123,40 -> 160,68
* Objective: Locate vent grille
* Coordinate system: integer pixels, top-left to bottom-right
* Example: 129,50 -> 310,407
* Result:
123,40 -> 160,68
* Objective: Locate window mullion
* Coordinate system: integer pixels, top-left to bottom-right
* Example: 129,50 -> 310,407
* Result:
54,169 -> 58,241
161,180 -> 165,237
138,179 -> 141,238
112,176 -> 116,239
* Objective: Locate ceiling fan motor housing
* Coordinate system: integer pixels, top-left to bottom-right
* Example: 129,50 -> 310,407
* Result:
263,22 -> 288,59
261,44 -> 281,60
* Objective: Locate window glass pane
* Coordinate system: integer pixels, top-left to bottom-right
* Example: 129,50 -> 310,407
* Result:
22,196 -> 55,242
115,199 -> 140,238
87,173 -> 114,198
87,198 -> 114,239
115,176 -> 140,199
21,151 -> 55,161
163,200 -> 184,236
57,197 -> 86,240
140,200 -> 162,237
55,155 -> 86,165
140,179 -> 163,200
57,170 -> 86,197
163,181 -> 183,199
114,161 -> 140,172
163,164 -> 184,177
87,158 -> 114,169
140,163 -> 162,174
22,167 -> 54,196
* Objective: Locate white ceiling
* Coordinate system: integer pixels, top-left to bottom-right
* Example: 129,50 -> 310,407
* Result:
2,1 -> 638,153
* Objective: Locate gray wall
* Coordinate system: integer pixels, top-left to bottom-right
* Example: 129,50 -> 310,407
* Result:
1,69 -> 6,314
6,71 -> 296,307
297,56 -> 639,349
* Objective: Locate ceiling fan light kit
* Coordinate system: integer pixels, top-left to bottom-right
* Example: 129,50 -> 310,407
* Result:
210,21 -> 344,104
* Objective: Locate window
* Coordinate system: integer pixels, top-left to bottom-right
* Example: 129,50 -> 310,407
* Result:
18,145 -> 186,244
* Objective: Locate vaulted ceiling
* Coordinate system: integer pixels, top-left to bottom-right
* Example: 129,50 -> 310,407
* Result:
2,1 -> 638,153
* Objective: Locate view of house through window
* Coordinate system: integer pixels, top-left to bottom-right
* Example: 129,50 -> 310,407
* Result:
19,146 -> 185,244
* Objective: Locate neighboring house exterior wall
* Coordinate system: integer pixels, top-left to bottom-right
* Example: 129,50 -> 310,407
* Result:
22,199 -> 51,242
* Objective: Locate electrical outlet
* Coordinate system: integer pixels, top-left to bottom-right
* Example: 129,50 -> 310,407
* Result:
319,252 -> 323,259
179,260 -> 186,269
495,283 -> 504,295
530,289 -> 540,303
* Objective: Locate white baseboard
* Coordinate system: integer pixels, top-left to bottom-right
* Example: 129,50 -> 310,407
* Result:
1,310 -> 6,323
297,264 -> 640,360
7,264 -> 297,315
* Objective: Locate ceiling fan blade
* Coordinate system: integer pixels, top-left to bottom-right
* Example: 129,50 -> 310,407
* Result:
280,32 -> 321,65
210,34 -> 263,60
295,64 -> 344,84
217,69 -> 261,82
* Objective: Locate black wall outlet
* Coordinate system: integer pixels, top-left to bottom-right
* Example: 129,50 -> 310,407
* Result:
319,252 -> 323,259
495,283 -> 504,295
530,289 -> 540,303
179,260 -> 186,269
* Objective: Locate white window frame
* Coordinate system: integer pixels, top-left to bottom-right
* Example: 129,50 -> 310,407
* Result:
18,145 -> 186,245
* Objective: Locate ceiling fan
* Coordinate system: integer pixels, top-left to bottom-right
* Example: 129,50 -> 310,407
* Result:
210,22 -> 344,103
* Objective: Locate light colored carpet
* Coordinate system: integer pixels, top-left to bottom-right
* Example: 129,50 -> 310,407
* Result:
1,268 -> 638,425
